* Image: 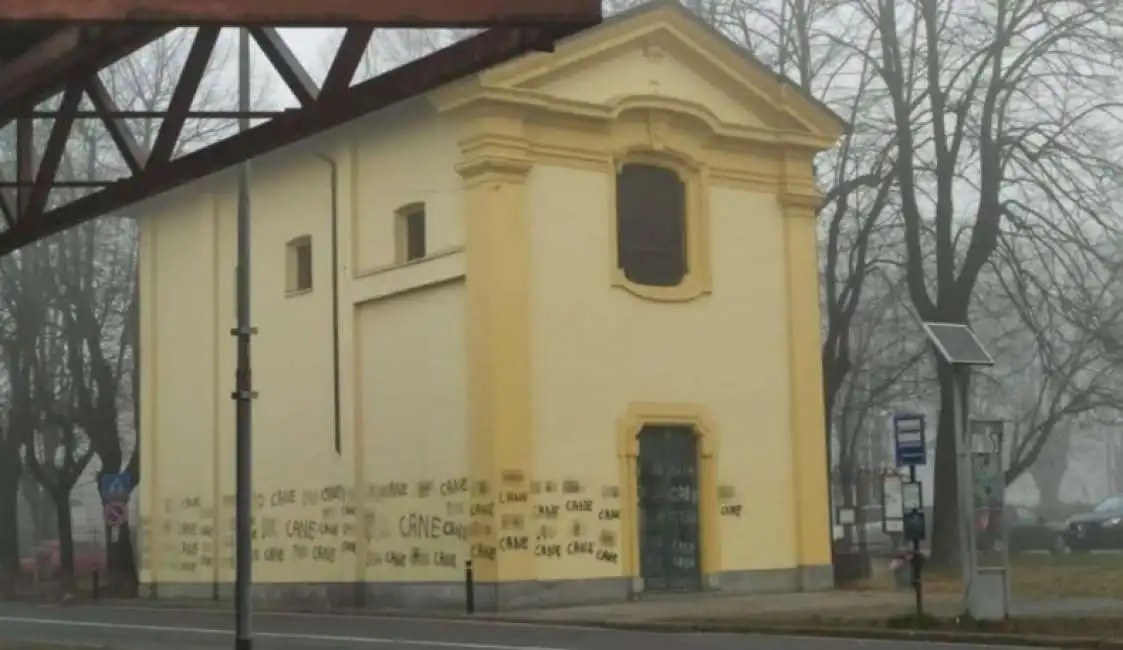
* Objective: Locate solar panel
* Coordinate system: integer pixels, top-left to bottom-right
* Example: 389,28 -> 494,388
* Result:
922,322 -> 995,366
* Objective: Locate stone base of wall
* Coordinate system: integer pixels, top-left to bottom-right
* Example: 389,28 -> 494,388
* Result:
146,564 -> 833,612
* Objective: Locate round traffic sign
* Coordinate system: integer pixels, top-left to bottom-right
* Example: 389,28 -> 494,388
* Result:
104,501 -> 128,527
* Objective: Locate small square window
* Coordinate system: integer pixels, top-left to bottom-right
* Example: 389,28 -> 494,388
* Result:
286,236 -> 313,293
396,203 -> 427,263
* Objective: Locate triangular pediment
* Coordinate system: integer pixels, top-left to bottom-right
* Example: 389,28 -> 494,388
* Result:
477,1 -> 845,141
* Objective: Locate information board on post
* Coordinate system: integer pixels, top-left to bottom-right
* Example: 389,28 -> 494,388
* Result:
882,473 -> 904,533
893,413 -> 927,467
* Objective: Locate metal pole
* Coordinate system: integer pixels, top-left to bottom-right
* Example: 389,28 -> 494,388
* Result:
233,27 -> 256,650
908,463 -> 923,618
951,366 -> 972,598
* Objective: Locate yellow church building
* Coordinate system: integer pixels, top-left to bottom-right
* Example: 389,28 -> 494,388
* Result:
135,0 -> 846,610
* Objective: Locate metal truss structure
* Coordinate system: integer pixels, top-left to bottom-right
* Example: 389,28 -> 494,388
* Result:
0,0 -> 602,256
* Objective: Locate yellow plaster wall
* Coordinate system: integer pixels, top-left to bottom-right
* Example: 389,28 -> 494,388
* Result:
138,100 -> 476,589
354,281 -> 471,582
139,191 -> 222,585
525,165 -> 799,581
139,149 -> 356,586
350,103 -> 465,273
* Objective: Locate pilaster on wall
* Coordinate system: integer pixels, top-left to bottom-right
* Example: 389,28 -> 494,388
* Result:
456,108 -> 536,587
780,150 -> 833,589
137,215 -> 159,587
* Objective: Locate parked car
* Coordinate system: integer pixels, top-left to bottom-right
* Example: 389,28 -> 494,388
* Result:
1064,495 -> 1123,553
977,506 -> 1066,554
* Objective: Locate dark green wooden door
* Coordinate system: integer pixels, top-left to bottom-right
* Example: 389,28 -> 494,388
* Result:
637,425 -> 701,592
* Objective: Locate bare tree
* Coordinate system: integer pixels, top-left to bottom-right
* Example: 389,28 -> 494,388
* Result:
0,26 -> 248,592
802,0 -> 1123,567
831,271 -> 929,544
686,0 -> 1123,567
984,241 -> 1123,489
0,245 -> 49,591
21,277 -> 97,591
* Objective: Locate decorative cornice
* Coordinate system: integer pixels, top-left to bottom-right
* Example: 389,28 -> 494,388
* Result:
455,115 -> 534,187
779,191 -> 823,217
434,87 -> 839,152
455,156 -> 534,187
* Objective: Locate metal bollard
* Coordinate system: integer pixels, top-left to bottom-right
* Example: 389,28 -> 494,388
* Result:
92,570 -> 99,601
465,559 -> 475,615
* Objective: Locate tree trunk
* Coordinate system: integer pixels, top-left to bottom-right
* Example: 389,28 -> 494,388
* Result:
112,522 -> 138,597
928,360 -> 965,569
0,443 -> 22,597
54,493 -> 75,592
1029,436 -> 1070,514
823,367 -> 841,448
838,461 -> 856,547
1111,432 -> 1123,498
20,479 -> 56,543
1032,465 -> 1065,513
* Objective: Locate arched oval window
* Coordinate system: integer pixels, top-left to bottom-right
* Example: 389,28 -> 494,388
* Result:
615,163 -> 687,287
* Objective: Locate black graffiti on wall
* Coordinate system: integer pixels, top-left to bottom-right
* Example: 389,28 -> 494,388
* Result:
153,472 -> 733,574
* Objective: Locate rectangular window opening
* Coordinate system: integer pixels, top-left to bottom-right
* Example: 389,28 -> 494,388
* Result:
405,209 -> 426,262
296,243 -> 313,291
287,236 -> 313,293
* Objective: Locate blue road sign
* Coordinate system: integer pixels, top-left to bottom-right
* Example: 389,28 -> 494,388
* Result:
893,413 -> 927,467
100,472 -> 133,502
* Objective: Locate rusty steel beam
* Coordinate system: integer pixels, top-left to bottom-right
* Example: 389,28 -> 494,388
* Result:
0,173 -> 14,229
148,27 -> 220,166
0,181 -> 114,188
85,77 -> 149,175
0,25 -> 575,253
322,26 -> 374,96
15,117 -> 34,217
26,82 -> 82,218
0,25 -> 170,123
26,109 -> 289,118
249,27 -> 318,107
0,0 -> 602,27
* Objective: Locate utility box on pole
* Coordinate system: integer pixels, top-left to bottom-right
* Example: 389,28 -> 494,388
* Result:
920,321 -> 1001,621
969,419 -> 1010,621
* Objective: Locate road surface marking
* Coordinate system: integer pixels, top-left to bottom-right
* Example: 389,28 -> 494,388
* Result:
0,615 -> 568,650
28,603 -> 593,632
0,608 -> 1041,649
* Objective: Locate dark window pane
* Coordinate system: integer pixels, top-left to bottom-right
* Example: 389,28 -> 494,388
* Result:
405,209 -> 426,261
295,241 -> 312,291
615,164 -> 687,287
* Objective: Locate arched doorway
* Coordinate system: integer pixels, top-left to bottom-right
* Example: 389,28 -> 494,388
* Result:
637,425 -> 702,592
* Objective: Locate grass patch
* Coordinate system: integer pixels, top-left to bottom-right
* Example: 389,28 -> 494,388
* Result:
852,552 -> 1123,600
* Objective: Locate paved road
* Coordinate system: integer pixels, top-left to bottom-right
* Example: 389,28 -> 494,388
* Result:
0,602 -> 1059,650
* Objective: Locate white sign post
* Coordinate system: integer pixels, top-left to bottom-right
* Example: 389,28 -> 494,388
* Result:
882,473 -> 904,534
